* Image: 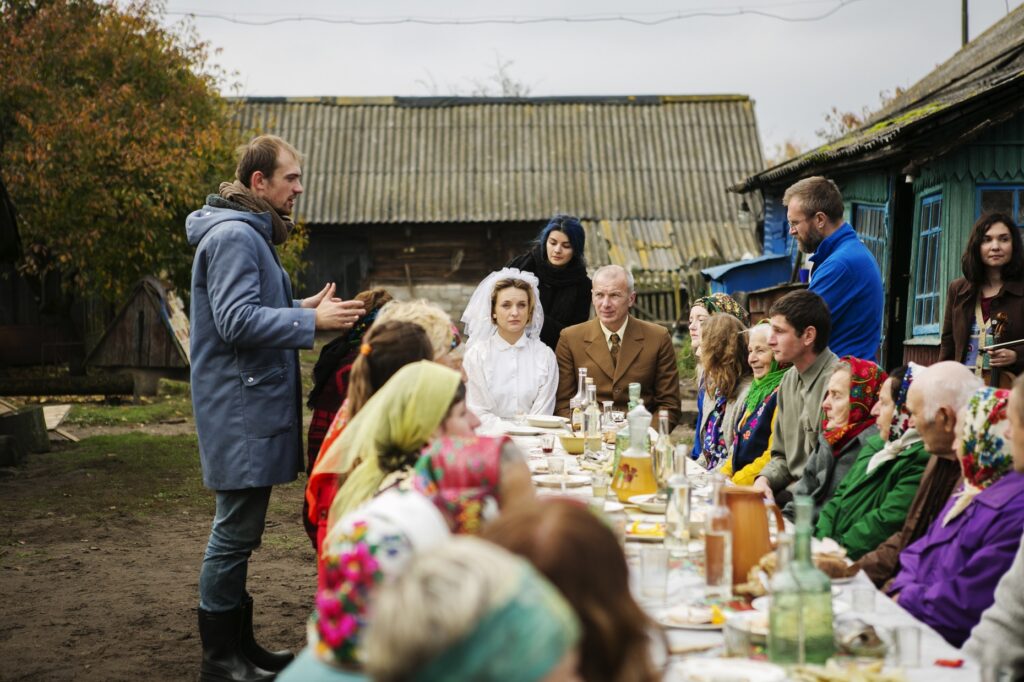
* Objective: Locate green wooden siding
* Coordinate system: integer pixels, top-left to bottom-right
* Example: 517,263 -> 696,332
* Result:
839,174 -> 891,207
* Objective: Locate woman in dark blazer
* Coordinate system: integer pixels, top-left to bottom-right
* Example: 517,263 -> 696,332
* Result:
940,212 -> 1024,383
507,214 -> 592,350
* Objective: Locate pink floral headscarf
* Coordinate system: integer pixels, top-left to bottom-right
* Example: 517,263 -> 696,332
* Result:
413,435 -> 506,534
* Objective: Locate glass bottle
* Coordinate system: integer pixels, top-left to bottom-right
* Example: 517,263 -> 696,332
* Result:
610,403 -> 656,501
627,381 -> 642,411
704,473 -> 732,600
652,409 -> 673,500
584,384 -> 602,460
569,368 -> 587,433
664,473 -> 691,558
767,496 -> 834,666
601,400 -> 617,445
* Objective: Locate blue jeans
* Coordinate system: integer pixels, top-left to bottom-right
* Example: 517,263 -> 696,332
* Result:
199,487 -> 272,612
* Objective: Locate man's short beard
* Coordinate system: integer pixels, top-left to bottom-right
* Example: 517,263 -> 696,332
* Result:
799,232 -> 823,254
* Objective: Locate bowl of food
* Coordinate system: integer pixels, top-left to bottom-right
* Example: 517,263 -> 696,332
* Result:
559,434 -> 585,455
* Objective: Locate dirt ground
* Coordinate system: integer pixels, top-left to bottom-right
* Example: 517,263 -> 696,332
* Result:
0,419 -> 317,682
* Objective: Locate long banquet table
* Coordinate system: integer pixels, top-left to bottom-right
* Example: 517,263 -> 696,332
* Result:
495,422 -> 978,682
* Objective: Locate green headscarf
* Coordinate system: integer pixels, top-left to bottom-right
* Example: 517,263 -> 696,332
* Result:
327,361 -> 462,528
743,322 -> 788,414
692,292 -> 750,326
411,557 -> 580,682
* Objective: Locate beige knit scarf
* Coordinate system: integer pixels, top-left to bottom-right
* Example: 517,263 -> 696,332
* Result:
218,180 -> 294,245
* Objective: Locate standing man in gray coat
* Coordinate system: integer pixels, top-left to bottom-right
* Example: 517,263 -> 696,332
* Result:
187,135 -> 363,681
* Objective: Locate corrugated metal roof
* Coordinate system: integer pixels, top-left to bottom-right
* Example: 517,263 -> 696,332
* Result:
234,95 -> 764,266
732,4 -> 1024,192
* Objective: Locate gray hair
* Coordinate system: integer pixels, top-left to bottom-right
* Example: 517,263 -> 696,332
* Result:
363,537 -> 523,681
914,361 -> 984,423
592,264 -> 635,293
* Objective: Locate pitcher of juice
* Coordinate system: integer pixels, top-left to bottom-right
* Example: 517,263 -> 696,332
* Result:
611,403 -> 657,502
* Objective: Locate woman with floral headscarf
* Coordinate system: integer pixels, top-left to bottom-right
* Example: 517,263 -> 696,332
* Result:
781,357 -> 887,523
815,365 -> 931,559
720,321 -> 789,484
278,490 -> 451,682
687,293 -> 750,462
412,435 -> 535,534
888,386 -> 1024,647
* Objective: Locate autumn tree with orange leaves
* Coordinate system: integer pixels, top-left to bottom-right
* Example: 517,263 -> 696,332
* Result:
0,0 -> 307,307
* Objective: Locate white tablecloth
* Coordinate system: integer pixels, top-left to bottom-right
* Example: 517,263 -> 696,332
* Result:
514,430 -> 976,681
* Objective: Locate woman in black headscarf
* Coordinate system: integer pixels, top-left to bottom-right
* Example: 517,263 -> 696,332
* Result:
506,214 -> 592,350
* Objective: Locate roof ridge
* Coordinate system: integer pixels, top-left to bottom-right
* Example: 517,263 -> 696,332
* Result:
227,94 -> 751,106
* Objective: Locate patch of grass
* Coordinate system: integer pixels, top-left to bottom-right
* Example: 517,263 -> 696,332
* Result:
0,433 -> 211,521
65,393 -> 192,426
676,335 -> 697,381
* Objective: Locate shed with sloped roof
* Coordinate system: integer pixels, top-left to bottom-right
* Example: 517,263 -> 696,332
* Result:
235,95 -> 764,320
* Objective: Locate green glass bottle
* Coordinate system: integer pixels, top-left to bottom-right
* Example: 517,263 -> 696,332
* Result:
768,496 -> 834,665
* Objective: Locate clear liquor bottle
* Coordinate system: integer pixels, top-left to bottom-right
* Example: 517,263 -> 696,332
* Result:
704,473 -> 732,600
664,473 -> 691,558
569,368 -> 587,433
767,496 -> 834,665
583,384 -> 602,460
653,409 -> 673,499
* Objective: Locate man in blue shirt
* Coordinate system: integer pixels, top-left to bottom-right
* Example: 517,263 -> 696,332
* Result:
784,176 -> 883,360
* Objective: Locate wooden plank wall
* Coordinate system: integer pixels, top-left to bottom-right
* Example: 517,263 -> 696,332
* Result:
88,294 -> 186,369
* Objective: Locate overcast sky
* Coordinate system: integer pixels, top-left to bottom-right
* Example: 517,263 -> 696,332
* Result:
162,0 -> 1023,156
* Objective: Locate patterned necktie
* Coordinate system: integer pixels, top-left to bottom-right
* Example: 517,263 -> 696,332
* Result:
609,333 -> 621,368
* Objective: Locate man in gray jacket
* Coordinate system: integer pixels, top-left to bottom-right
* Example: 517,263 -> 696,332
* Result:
752,290 -> 838,505
187,135 -> 362,681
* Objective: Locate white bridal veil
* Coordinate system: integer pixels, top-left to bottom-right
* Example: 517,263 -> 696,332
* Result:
460,268 -> 544,347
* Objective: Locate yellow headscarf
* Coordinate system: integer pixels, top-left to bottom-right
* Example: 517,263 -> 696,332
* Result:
325,360 -> 462,531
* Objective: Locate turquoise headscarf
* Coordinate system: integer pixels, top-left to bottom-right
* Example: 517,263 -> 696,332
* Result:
411,560 -> 580,682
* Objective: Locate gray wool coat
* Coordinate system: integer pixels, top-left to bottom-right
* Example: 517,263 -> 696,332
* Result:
186,204 -> 316,490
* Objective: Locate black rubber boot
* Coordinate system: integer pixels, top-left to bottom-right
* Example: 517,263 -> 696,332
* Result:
198,606 -> 276,681
240,596 -> 294,672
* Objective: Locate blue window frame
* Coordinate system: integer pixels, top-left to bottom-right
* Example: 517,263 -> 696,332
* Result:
913,194 -> 943,335
977,184 -> 1024,224
852,203 -> 888,277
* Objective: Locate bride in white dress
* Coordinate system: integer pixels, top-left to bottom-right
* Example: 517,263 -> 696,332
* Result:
461,268 -> 559,431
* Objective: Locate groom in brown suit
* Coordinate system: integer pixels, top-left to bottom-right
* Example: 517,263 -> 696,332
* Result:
555,265 -> 681,429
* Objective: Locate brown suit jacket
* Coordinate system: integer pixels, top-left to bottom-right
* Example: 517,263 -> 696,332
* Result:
555,316 -> 681,430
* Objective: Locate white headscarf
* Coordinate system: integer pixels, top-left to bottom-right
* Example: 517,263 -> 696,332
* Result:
460,268 -> 544,348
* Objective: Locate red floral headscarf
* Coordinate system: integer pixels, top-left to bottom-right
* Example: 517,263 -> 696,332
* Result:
413,435 -> 506,534
822,357 -> 888,456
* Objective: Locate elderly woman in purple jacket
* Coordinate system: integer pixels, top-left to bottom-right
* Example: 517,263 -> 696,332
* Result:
887,386 -> 1024,647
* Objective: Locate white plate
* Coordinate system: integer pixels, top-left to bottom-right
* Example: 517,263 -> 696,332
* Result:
657,605 -> 723,631
505,425 -> 543,436
672,658 -> 785,682
604,500 -> 625,513
628,493 -> 667,514
534,473 -> 590,488
751,596 -> 850,615
526,414 -> 567,428
528,460 -> 582,475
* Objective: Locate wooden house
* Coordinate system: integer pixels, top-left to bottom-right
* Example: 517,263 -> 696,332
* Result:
235,95 -> 766,323
732,5 -> 1024,366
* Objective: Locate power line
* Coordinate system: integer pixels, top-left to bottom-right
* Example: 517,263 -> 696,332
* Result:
166,0 -> 870,28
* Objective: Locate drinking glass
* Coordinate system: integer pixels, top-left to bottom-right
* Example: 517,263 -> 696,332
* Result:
591,472 -> 610,499
895,625 -> 921,667
548,455 -> 567,493
540,433 -> 555,454
639,545 -> 669,601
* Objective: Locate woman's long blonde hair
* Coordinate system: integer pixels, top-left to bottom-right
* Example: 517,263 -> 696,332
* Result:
700,313 -> 751,399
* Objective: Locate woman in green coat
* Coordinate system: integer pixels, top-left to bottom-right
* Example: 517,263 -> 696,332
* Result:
815,365 -> 931,560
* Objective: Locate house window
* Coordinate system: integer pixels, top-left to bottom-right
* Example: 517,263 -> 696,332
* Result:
913,194 -> 943,335
852,203 -> 887,276
977,184 -> 1024,225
